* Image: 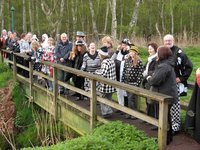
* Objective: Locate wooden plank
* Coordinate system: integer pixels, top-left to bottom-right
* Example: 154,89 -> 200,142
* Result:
58,96 -> 90,116
59,103 -> 91,135
16,63 -> 29,71
13,54 -> 17,81
97,96 -> 159,126
158,100 -> 169,150
0,50 -> 3,63
29,62 -> 33,102
58,80 -> 91,98
33,70 -> 53,81
90,80 -> 97,129
53,67 -> 58,119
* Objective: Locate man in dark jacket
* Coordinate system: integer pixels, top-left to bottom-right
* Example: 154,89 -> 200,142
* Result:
54,33 -> 73,94
163,34 -> 193,134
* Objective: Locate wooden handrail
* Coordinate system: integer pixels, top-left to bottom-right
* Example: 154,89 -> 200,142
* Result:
1,48 -> 180,150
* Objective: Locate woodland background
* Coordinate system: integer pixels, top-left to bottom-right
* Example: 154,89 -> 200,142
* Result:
0,0 -> 200,45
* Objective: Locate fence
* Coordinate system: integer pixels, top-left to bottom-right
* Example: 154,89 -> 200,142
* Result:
1,49 -> 190,150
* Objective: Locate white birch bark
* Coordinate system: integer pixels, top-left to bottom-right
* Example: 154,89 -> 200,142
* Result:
103,0 -> 109,34
89,0 -> 99,42
0,0 -> 5,30
111,0 -> 117,39
22,0 -> 27,32
129,0 -> 140,37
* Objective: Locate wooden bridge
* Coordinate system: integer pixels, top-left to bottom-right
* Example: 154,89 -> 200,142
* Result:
0,49 -> 198,150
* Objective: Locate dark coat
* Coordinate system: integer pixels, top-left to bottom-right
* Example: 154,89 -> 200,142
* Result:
147,58 -> 179,104
54,40 -> 72,65
142,56 -> 157,89
185,82 -> 200,144
171,46 -> 193,96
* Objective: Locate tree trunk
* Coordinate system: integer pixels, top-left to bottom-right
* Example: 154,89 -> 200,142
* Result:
189,8 -> 194,44
29,0 -> 34,32
170,0 -> 174,34
111,0 -> 117,39
103,0 -> 109,34
7,0 -> 11,31
129,0 -> 140,38
88,0 -> 99,42
71,0 -> 77,38
119,0 -> 123,39
0,0 -> 5,30
35,0 -> 40,35
22,0 -> 27,32
41,0 -> 65,36
56,0 -> 65,36
160,1 -> 165,35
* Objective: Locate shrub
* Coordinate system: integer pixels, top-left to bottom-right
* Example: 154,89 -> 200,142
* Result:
23,121 -> 158,150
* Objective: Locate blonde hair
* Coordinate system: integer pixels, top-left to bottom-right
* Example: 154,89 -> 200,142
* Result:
101,36 -> 113,47
129,52 -> 141,68
31,41 -> 40,50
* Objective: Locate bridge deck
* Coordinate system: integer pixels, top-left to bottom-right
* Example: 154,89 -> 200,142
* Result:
63,91 -> 200,150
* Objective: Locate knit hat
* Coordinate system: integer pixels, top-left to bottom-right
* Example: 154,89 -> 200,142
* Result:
129,46 -> 139,54
122,38 -> 132,45
76,31 -> 85,37
98,46 -> 109,56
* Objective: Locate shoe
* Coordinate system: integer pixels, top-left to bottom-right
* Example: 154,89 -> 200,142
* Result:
102,114 -> 112,118
151,126 -> 158,131
72,93 -> 80,97
130,116 -> 137,120
172,131 -> 180,136
59,91 -> 64,94
125,115 -> 131,119
83,96 -> 89,101
48,87 -> 53,92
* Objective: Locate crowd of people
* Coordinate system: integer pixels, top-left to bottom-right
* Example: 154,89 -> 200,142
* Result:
1,29 -> 196,144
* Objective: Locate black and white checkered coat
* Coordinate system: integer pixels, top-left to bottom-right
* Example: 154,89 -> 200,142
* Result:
95,58 -> 116,93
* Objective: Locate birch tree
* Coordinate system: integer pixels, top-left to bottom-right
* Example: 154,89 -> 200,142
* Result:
29,0 -> 34,32
103,0 -> 109,34
111,0 -> 117,39
35,0 -> 40,34
0,0 -> 5,30
41,0 -> 65,36
22,0 -> 27,32
89,0 -> 99,42
129,0 -> 140,37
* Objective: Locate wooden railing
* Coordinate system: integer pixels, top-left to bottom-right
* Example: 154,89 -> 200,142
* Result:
0,49 -> 185,150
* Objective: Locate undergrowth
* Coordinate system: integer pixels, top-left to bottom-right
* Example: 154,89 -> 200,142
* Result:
23,121 -> 158,150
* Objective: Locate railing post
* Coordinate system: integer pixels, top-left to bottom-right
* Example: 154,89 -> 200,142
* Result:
13,53 -> 17,81
53,67 -> 58,120
29,60 -> 33,102
0,50 -> 4,63
90,80 -> 97,130
158,99 -> 169,150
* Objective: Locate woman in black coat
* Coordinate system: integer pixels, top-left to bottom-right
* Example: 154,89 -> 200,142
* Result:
146,46 -> 179,144
68,40 -> 87,100
185,68 -> 200,144
142,43 -> 158,122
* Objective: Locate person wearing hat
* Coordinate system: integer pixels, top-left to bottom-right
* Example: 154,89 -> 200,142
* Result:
121,45 -> 143,119
75,31 -> 87,47
95,46 -> 116,118
111,38 -> 132,109
68,40 -> 87,100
